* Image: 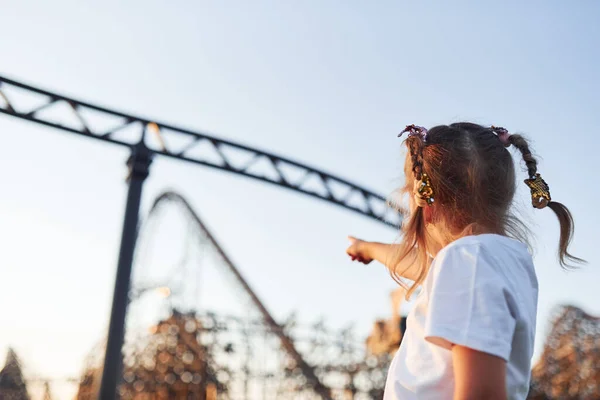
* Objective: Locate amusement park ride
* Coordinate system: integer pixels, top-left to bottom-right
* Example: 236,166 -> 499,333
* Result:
0,75 -> 400,400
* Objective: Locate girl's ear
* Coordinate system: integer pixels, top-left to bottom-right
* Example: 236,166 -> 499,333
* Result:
423,203 -> 435,224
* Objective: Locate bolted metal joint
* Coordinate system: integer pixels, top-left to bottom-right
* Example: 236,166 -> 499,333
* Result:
126,142 -> 152,182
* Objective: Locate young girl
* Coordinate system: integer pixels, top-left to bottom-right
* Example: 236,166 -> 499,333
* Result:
346,123 -> 583,400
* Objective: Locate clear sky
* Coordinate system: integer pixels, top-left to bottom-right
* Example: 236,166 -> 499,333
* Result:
1,1 -> 599,398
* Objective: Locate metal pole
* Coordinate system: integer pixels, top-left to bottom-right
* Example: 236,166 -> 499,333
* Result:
98,142 -> 152,400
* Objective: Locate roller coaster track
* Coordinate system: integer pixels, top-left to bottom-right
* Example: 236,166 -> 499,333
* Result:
0,75 -> 398,228
151,191 -> 331,398
0,75 -> 398,399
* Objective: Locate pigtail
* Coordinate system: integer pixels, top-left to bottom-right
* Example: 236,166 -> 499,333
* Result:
392,135 -> 431,298
508,134 -> 537,179
407,136 -> 425,180
546,202 -> 584,267
509,134 -> 585,268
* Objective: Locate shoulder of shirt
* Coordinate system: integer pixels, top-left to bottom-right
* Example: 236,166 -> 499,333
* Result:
431,234 -> 535,285
436,234 -> 530,260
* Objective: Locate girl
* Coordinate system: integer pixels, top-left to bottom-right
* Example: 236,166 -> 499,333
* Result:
346,123 -> 583,400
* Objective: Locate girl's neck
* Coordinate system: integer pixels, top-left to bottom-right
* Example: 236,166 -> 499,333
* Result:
427,222 -> 503,256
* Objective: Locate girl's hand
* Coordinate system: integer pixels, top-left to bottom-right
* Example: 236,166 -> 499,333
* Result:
346,236 -> 373,264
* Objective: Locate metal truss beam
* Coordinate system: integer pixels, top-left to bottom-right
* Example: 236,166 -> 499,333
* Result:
0,75 -> 398,228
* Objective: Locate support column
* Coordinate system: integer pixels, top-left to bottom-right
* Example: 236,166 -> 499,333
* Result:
98,142 -> 152,400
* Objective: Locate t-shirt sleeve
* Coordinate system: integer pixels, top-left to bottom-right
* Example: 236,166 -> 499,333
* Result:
424,243 -> 516,361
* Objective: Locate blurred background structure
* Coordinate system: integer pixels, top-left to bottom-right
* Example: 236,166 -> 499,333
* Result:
0,73 -> 402,399
1,185 -> 598,399
528,306 -> 600,399
0,75 -> 400,399
1,191 -> 401,399
1,2 -> 599,399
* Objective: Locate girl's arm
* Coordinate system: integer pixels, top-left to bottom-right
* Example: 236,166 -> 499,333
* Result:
452,345 -> 507,400
346,237 -> 421,281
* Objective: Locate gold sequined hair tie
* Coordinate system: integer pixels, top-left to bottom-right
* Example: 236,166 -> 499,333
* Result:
413,173 -> 434,207
524,173 -> 551,209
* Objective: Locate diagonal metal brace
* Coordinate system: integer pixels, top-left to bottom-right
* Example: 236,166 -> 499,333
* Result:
0,75 -> 399,228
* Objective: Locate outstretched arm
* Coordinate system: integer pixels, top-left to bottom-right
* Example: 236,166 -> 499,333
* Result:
346,237 -> 421,281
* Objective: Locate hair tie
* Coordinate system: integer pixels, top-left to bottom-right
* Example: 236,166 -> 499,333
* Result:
413,173 -> 434,207
399,124 -> 428,142
491,126 -> 511,148
524,173 -> 551,209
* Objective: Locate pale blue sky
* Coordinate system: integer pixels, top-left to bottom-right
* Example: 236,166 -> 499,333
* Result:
1,1 -> 599,397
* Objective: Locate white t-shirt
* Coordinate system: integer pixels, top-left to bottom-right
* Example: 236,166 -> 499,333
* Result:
384,234 -> 538,400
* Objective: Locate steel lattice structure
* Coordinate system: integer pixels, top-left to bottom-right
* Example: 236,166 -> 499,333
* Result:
0,75 -> 398,400
148,191 -> 331,399
0,75 -> 398,228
